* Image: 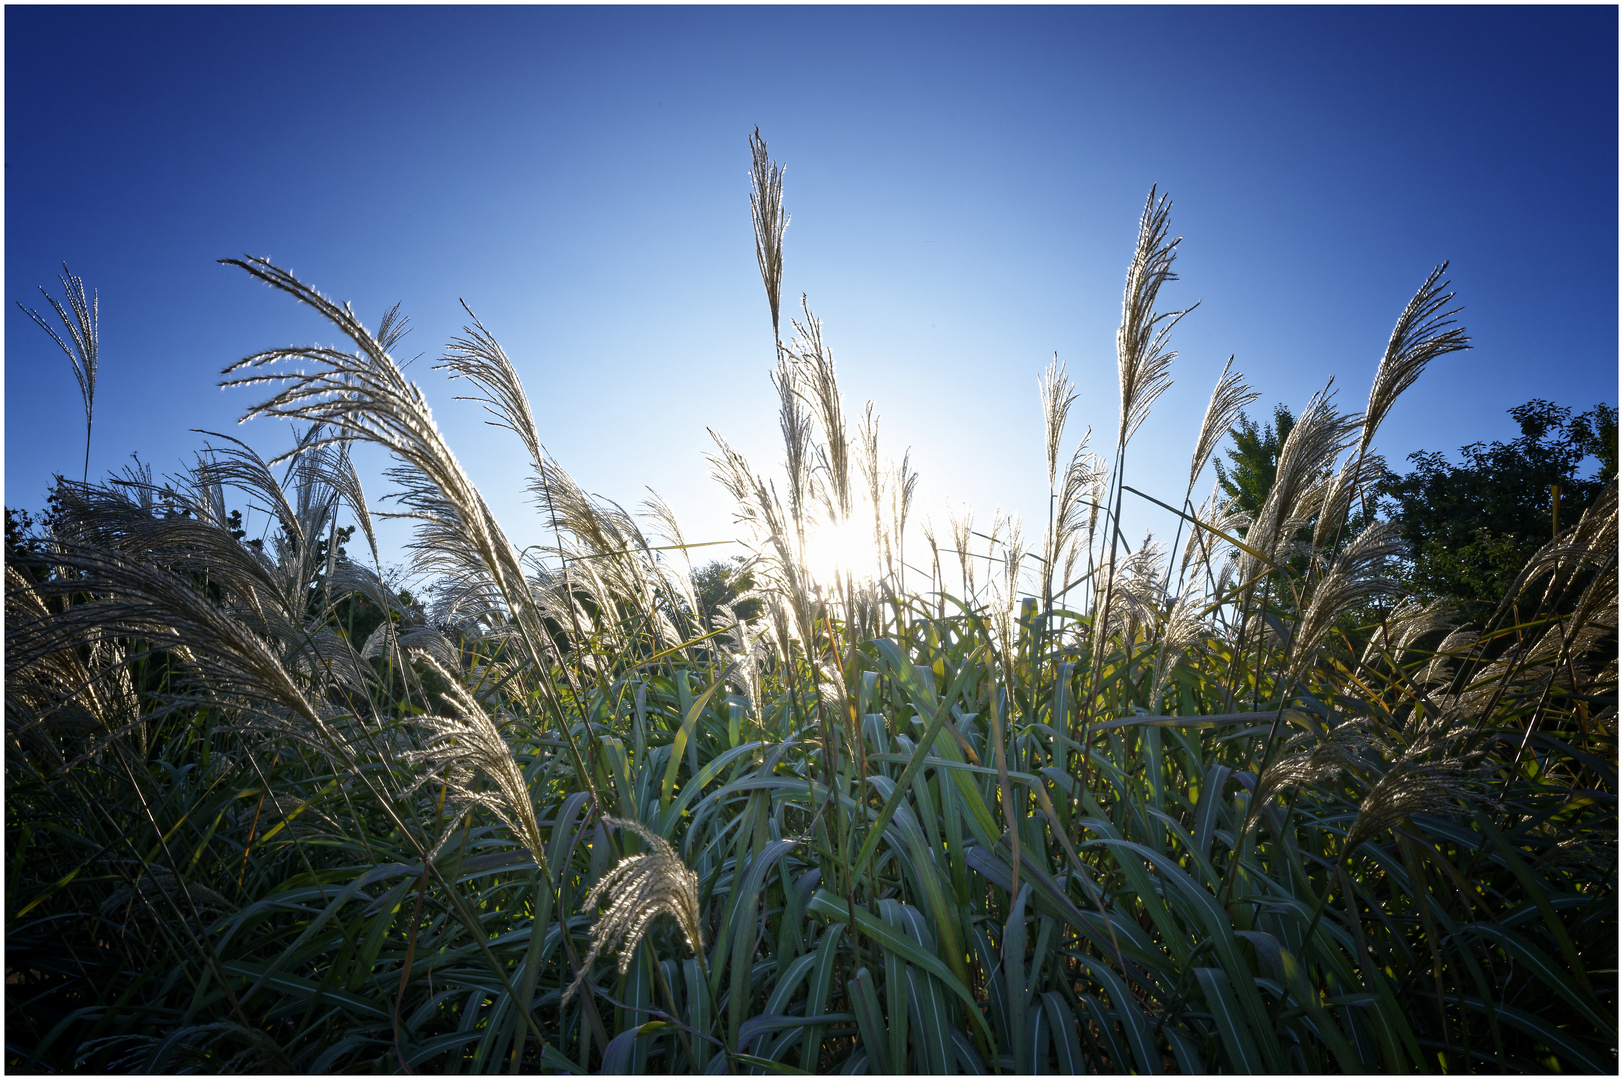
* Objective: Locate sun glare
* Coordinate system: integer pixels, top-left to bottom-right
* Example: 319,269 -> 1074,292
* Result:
802,515 -> 878,589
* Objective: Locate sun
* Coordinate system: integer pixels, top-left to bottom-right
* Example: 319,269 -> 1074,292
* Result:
801,515 -> 878,589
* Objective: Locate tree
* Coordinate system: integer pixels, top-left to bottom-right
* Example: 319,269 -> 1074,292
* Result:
1214,403 -> 1295,524
1381,399 -> 1617,609
692,556 -> 760,629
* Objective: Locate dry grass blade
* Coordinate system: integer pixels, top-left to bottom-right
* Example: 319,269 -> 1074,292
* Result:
564,817 -> 704,1004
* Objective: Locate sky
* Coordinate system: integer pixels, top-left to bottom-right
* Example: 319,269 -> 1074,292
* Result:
6,6 -> 1618,588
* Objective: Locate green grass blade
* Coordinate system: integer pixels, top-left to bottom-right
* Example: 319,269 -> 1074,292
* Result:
1194,966 -> 1264,1072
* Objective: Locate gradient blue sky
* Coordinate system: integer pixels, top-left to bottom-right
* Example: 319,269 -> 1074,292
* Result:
7,6 -> 1617,577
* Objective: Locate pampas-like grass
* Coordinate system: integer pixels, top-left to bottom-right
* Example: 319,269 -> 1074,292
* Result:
1358,596 -> 1457,674
1245,725 -> 1369,834
1236,384 -> 1359,583
217,262 -> 534,650
1148,588 -> 1206,711
17,264 -> 98,483
787,299 -> 854,523
1343,749 -> 1484,854
1420,627 -> 1481,686
1187,356 -> 1258,500
564,817 -> 704,1005
1040,356 -> 1105,605
218,258 -> 620,804
406,653 -> 549,874
1311,448 -> 1389,550
437,302 -> 684,649
1041,354 -> 1079,496
8,542 -> 343,759
749,127 -> 789,340
770,340 -> 816,550
1050,438 -> 1103,600
1359,263 -> 1471,460
13,142 -> 1620,1076
948,504 -> 977,599
1287,520 -> 1406,683
1103,534 -> 1166,645
1115,187 -> 1195,452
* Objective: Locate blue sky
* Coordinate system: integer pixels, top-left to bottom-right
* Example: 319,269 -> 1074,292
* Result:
7,6 -> 1617,580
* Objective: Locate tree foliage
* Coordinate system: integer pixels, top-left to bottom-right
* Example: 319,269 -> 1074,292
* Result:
691,555 -> 759,628
1214,403 -> 1295,523
1382,399 -> 1617,609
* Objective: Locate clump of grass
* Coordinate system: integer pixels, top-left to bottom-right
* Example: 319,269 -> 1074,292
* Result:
6,133 -> 1614,1077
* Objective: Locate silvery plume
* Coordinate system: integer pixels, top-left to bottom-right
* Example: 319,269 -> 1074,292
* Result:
1244,723 -> 1370,834
564,817 -> 704,1004
404,653 -> 547,873
1344,731 -> 1487,853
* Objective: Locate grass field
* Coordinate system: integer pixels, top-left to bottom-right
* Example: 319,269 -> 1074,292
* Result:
6,136 -> 1615,1073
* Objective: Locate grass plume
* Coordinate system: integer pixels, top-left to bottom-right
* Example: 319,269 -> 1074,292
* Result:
18,264 -> 98,482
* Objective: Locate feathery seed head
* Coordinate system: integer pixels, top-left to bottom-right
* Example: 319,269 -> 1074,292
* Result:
1041,354 -> 1078,490
1116,188 -> 1194,451
1149,590 -> 1207,711
1288,520 -> 1406,682
1344,751 -> 1484,853
564,817 -> 704,1004
406,653 -> 547,874
1362,264 -> 1470,457
1237,384 -> 1360,585
749,128 -> 790,338
1246,724 -> 1370,833
1188,357 -> 1258,498
18,263 -> 99,430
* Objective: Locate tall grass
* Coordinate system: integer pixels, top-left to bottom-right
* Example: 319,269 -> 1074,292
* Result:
7,134 -> 1615,1074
